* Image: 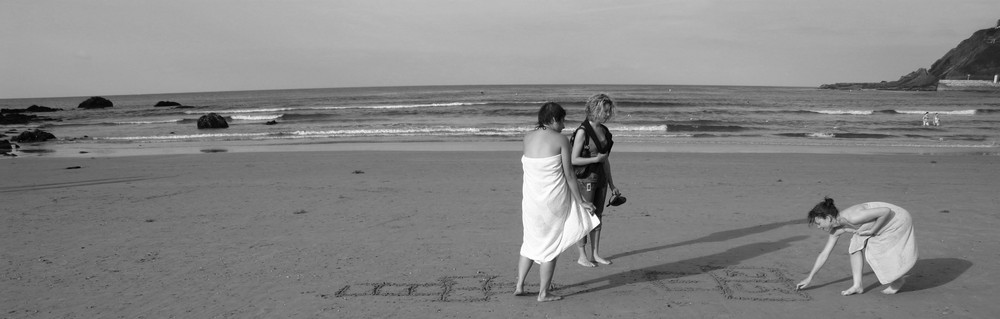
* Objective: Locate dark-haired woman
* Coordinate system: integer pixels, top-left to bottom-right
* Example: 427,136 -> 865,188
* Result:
796,198 -> 918,295
516,102 -> 599,302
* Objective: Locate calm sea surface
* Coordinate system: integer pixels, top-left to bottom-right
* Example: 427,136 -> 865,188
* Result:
2,85 -> 999,153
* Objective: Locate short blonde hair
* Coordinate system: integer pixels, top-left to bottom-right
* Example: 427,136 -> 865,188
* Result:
585,93 -> 616,123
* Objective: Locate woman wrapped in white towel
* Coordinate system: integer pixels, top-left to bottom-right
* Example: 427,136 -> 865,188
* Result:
516,102 -> 599,302
796,197 -> 918,295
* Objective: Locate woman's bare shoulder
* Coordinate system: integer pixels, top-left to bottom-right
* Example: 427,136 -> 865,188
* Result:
840,203 -> 867,213
840,203 -> 890,224
546,130 -> 569,145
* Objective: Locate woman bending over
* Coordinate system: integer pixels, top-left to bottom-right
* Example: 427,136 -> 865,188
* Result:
796,197 -> 918,295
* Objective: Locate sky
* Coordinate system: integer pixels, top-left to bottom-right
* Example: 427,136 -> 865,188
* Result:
2,0 -> 998,99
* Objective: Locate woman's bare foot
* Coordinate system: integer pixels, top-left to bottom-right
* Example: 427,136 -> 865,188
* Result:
881,276 -> 907,294
577,258 -> 596,267
841,286 -> 864,296
594,256 -> 612,265
537,292 -> 563,302
514,280 -> 526,296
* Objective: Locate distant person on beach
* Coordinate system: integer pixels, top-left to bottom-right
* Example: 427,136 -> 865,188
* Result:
933,113 -> 940,126
796,197 -> 918,296
517,102 -> 600,302
571,93 -> 621,267
922,112 -> 930,126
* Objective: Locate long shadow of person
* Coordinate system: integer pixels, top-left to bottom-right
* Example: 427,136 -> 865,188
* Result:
561,235 -> 809,296
609,219 -> 802,260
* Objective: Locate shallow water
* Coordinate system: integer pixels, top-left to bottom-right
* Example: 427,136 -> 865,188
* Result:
2,85 -> 998,155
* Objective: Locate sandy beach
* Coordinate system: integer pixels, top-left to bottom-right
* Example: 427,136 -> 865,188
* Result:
2,146 -> 998,318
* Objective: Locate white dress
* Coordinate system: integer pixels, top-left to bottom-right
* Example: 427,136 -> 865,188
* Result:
848,202 -> 918,284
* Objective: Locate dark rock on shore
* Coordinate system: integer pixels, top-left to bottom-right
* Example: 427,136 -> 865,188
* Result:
154,101 -> 182,107
0,140 -> 15,157
11,129 -> 56,143
1,105 -> 62,113
0,113 -> 59,124
1,113 -> 36,124
28,104 -> 62,112
821,24 -> 1000,91
265,120 -> 278,125
78,96 -> 113,109
197,113 -> 229,129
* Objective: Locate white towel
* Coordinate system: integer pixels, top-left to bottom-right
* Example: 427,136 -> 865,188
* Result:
520,155 -> 600,263
848,202 -> 918,284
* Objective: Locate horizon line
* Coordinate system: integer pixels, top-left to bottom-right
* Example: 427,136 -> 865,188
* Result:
1,83 -> 820,100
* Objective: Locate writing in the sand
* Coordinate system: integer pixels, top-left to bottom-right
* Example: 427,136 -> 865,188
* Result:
329,266 -> 810,302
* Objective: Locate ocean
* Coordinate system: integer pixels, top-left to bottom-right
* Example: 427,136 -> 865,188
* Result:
2,85 -> 999,155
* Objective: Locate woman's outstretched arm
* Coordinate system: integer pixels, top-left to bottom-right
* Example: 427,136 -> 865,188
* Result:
797,230 -> 843,290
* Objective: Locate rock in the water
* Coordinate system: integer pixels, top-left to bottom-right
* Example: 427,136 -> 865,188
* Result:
26,104 -> 61,112
0,113 -> 35,124
197,113 -> 229,129
1,105 -> 62,113
78,96 -> 113,109
0,113 -> 59,124
154,101 -> 182,107
11,129 -> 56,142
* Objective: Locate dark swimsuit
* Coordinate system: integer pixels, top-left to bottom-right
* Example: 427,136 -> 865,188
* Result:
574,121 -> 613,219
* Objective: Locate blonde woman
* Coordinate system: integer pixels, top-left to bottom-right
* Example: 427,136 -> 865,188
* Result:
571,93 -> 621,267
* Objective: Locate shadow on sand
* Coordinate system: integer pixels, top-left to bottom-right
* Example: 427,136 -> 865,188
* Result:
561,235 -> 809,296
0,176 -> 172,193
608,218 -> 803,260
901,258 -> 973,292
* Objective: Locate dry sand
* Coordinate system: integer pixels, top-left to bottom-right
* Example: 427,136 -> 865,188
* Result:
2,147 -> 998,318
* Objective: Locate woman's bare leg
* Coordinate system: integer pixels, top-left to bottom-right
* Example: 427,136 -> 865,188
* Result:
576,183 -> 597,268
537,258 -> 563,302
841,251 -> 865,296
515,256 -> 532,296
592,228 -> 611,265
576,237 -> 595,267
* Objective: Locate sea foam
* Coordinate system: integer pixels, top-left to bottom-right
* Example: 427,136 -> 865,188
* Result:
230,114 -> 283,121
113,119 -> 183,125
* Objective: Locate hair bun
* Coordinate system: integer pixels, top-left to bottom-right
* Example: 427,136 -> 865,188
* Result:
823,197 -> 835,206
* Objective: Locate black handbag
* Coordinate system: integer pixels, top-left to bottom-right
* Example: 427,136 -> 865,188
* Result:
572,146 -> 593,178
570,121 -> 605,179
